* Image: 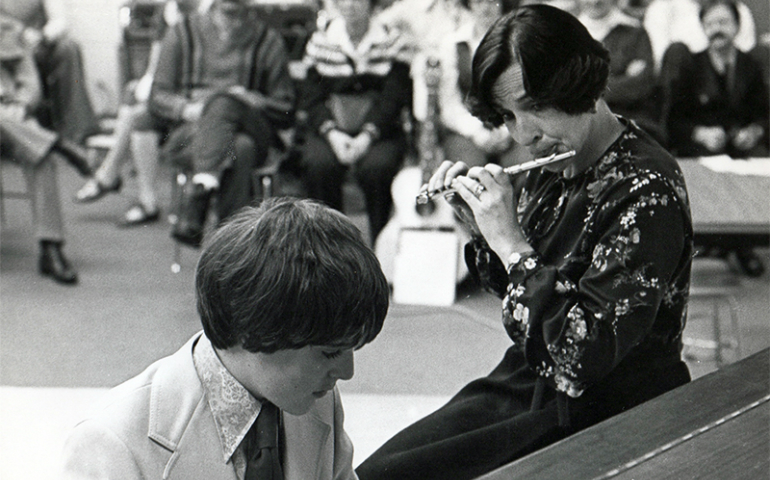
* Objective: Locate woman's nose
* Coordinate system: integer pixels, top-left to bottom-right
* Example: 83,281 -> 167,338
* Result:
507,118 -> 542,147
331,350 -> 355,381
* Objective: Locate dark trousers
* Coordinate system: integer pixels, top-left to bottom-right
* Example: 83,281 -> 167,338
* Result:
34,37 -> 99,144
301,133 -> 405,241
356,346 -> 690,480
163,94 -> 272,222
355,348 -> 566,480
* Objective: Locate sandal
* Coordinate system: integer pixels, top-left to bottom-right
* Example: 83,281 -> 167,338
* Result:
118,204 -> 160,228
74,177 -> 122,203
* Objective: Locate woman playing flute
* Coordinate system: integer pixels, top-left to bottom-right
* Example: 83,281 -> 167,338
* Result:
357,5 -> 694,480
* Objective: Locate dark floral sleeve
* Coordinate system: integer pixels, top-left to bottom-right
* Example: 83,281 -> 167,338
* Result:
502,171 -> 689,398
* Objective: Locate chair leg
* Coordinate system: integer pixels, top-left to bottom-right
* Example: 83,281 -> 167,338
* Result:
711,298 -> 723,368
726,294 -> 742,359
170,170 -> 188,273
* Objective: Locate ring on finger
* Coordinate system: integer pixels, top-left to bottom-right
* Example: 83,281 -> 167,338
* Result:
474,184 -> 486,197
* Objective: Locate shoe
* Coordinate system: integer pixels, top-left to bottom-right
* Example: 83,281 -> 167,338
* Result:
735,249 -> 765,278
54,138 -> 94,178
118,204 -> 160,228
171,183 -> 213,248
74,177 -> 122,203
39,241 -> 78,285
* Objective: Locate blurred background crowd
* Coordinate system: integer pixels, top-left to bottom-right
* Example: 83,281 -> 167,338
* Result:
1,0 -> 768,286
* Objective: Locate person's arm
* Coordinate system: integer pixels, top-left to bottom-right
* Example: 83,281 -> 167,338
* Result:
642,0 -> 672,72
132,41 -> 163,104
41,0 -> 68,41
240,25 -> 296,130
732,56 -> 769,151
471,171 -> 689,398
8,53 -> 43,114
516,174 -> 687,397
604,26 -> 655,108
664,49 -> 702,154
361,60 -> 412,140
60,420 -> 143,480
438,38 -> 486,139
734,2 -> 757,53
300,66 -> 338,135
148,22 -> 192,122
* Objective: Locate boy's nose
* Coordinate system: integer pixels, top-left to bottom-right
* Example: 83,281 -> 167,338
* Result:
331,350 -> 355,381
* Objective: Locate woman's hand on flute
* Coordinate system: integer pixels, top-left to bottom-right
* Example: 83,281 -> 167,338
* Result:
421,161 -> 482,236
452,164 -> 532,263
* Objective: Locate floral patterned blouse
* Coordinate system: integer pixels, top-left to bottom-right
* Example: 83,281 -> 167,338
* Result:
467,119 -> 693,399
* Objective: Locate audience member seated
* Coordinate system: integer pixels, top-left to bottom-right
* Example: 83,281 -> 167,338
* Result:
578,0 -> 664,143
73,0 -> 202,227
664,0 -> 767,277
150,0 -> 296,248
374,0 -> 472,129
375,0 -> 473,59
437,0 -> 522,169
643,0 -> 757,73
1,16 -> 92,284
0,0 -> 99,145
299,0 -> 412,242
665,0 -> 768,159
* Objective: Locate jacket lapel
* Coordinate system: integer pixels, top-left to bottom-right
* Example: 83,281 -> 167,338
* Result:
282,397 -> 333,480
146,333 -> 238,480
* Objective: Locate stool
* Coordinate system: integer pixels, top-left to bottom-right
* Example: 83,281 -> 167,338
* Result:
683,258 -> 743,368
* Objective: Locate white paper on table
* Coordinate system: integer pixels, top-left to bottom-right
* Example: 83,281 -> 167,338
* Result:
698,155 -> 770,176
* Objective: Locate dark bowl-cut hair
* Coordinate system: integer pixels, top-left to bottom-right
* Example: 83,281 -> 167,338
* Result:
195,198 -> 389,353
467,4 -> 611,127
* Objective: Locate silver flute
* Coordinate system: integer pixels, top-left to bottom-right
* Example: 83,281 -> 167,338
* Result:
415,150 -> 577,205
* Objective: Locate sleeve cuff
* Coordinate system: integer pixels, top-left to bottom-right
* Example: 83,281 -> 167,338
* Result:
362,123 -> 380,141
319,120 -> 337,137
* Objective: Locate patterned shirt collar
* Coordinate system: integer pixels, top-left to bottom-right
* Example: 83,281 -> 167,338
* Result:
193,334 -> 262,463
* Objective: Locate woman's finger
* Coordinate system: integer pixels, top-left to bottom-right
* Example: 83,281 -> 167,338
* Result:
465,165 -> 497,191
445,162 -> 469,189
452,175 -> 485,205
484,163 -> 505,180
427,161 -> 468,193
427,160 -> 455,192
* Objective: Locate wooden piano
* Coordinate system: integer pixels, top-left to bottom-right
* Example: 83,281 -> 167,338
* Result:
477,348 -> 770,479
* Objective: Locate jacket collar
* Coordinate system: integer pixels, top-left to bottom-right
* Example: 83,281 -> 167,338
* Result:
147,332 -> 335,480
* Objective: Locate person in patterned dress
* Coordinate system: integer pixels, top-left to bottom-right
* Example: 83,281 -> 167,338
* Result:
356,5 -> 693,480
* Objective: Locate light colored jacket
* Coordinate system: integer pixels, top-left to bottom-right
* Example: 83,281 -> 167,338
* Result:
59,334 -> 357,480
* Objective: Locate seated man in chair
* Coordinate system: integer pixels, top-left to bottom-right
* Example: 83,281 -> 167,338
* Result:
0,0 -> 100,145
1,15 -> 92,284
150,0 -> 296,247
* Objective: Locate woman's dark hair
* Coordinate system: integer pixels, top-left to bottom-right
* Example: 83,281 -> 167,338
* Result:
467,4 -> 610,127
699,0 -> 740,25
196,198 -> 389,353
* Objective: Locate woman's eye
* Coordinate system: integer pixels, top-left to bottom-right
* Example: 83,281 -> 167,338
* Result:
501,111 -> 515,121
323,350 -> 343,359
